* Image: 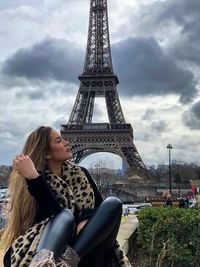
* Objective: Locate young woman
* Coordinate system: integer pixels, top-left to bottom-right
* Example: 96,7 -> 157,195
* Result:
1,126 -> 131,267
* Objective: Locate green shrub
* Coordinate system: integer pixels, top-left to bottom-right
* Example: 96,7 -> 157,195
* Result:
137,207 -> 200,266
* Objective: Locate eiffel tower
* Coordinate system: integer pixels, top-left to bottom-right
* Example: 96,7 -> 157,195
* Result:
61,0 -> 148,177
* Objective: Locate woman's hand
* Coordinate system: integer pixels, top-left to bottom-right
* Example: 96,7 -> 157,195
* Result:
76,219 -> 88,235
13,154 -> 39,179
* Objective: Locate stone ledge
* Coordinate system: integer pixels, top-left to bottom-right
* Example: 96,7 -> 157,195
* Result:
117,214 -> 139,255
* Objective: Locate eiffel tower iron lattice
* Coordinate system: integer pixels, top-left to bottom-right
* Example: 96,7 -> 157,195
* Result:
61,0 -> 148,177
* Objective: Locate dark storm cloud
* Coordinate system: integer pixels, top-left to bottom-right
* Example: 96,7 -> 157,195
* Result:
2,38 -> 83,83
12,81 -> 74,101
145,0 -> 200,65
159,0 -> 200,65
183,101 -> 200,129
156,0 -> 200,24
112,37 -> 197,103
173,40 -> 200,65
15,89 -> 46,100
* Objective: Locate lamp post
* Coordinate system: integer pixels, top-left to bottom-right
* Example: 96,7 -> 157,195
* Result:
166,144 -> 173,194
95,163 -> 100,186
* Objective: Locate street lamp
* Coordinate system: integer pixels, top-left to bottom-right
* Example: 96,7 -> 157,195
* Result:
95,163 -> 100,184
166,144 -> 173,194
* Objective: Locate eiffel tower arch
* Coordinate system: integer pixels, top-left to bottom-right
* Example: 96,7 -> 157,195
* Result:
61,0 -> 148,177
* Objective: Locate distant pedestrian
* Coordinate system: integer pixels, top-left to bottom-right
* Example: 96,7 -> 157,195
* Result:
126,207 -> 130,216
184,197 -> 189,208
178,197 -> 185,208
164,195 -> 173,208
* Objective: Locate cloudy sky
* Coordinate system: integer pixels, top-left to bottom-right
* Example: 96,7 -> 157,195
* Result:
0,0 -> 200,170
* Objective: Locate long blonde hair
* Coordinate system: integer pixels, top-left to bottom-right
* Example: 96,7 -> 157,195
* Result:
1,126 -> 52,250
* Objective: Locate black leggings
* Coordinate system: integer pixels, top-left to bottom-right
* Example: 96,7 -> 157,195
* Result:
36,197 -> 122,267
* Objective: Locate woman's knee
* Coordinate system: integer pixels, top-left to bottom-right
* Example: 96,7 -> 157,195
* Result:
102,197 -> 122,215
55,208 -> 75,228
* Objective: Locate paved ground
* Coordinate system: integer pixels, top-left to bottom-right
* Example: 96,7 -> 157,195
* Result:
0,214 -> 138,267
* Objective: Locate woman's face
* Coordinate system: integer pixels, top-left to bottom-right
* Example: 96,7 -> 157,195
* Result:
47,129 -> 72,162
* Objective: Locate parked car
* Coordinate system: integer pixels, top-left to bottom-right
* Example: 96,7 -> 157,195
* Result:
189,199 -> 197,208
123,203 -> 152,214
0,188 -> 8,199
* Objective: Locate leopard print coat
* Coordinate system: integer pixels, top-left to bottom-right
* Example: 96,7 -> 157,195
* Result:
9,161 -> 131,267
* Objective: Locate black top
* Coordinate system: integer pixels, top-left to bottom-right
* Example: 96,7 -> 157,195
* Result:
3,166 -> 102,267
